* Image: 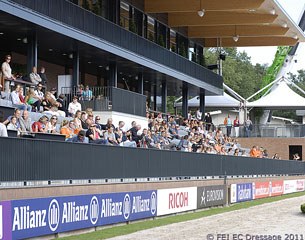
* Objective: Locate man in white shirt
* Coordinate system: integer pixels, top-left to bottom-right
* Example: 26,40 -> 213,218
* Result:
68,96 -> 82,116
0,115 -> 8,137
10,84 -> 31,111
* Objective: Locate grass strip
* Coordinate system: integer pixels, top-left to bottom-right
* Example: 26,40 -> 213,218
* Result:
59,191 -> 305,240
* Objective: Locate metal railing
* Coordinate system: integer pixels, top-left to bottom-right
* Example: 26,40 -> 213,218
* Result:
218,124 -> 305,138
61,86 -> 146,116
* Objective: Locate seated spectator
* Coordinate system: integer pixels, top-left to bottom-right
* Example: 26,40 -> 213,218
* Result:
3,108 -> 22,129
129,122 -> 142,144
233,148 -> 239,156
177,135 -> 190,152
86,123 -> 107,144
80,111 -> 89,129
7,116 -> 21,135
73,110 -> 83,131
57,94 -> 69,116
0,114 -> 8,137
47,115 -> 59,134
49,88 -> 57,101
35,83 -> 44,103
25,87 -> 41,112
104,118 -> 115,130
272,153 -> 280,159
32,115 -> 49,133
121,130 -> 137,148
249,145 -> 260,158
11,85 -> 32,111
68,96 -> 82,116
104,127 -> 118,145
293,153 -> 301,161
60,120 -> 74,140
19,110 -> 32,132
85,113 -> 95,128
42,91 -> 61,112
66,130 -> 89,143
82,85 -> 93,101
29,66 -> 42,85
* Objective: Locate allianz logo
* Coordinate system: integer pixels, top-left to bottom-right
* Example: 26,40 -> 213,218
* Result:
12,196 -> 100,232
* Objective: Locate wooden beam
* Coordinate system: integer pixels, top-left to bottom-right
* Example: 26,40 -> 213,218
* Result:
168,12 -> 277,27
204,37 -> 298,47
145,0 -> 264,13
188,25 -> 288,38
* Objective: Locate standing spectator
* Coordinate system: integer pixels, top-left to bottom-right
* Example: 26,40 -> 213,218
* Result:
82,85 -> 92,100
196,108 -> 202,121
224,114 -> 232,137
233,116 -> 240,138
29,66 -> 42,85
204,113 -> 212,131
245,116 -> 253,138
19,110 -> 32,132
11,85 -> 32,111
68,96 -> 82,116
1,54 -> 16,92
38,66 -> 47,85
76,84 -> 84,99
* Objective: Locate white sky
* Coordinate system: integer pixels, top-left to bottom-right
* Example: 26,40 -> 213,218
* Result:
238,0 -> 305,73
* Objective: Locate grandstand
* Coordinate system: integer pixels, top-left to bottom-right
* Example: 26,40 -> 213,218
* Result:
1,0 -> 305,239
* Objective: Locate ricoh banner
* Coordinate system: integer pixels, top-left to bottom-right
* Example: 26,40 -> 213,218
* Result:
197,185 -> 226,209
0,190 -> 157,239
253,181 -> 270,199
230,183 -> 253,203
157,187 -> 197,216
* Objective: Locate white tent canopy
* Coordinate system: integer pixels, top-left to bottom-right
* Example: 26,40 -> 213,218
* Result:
247,79 -> 305,109
175,92 -> 241,108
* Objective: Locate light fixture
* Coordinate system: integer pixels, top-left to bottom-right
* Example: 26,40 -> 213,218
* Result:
87,61 -> 91,64
62,53 -> 67,56
281,22 -> 288,28
22,37 -> 28,44
269,8 -> 276,15
105,66 -> 109,71
197,0 -> 205,17
68,53 -> 73,59
135,76 -> 138,80
0,32 -> 4,35
232,25 -> 239,42
98,65 -> 103,68
17,38 -> 21,41
48,48 -> 53,52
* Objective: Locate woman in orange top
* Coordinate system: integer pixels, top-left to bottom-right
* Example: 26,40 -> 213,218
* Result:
60,120 -> 74,140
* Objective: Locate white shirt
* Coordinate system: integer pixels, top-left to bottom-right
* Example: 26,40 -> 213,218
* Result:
0,122 -> 8,137
68,101 -> 82,115
11,90 -> 21,105
1,62 -> 13,79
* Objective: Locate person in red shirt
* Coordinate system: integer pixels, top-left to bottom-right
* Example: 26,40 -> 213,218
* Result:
32,115 -> 49,132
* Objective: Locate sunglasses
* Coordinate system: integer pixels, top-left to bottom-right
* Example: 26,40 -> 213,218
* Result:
51,117 -> 57,120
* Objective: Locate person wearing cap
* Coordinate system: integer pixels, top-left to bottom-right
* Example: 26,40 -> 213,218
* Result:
68,96 -> 82,116
67,130 -> 89,143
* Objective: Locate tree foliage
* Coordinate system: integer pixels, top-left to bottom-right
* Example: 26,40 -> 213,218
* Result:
204,47 -> 267,99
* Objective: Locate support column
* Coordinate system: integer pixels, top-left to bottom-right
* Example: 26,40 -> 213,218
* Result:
26,31 -> 37,74
108,62 -> 117,88
153,84 -> 157,111
161,80 -> 167,113
182,82 -> 188,118
137,73 -> 143,94
72,50 -> 80,87
199,88 -> 205,120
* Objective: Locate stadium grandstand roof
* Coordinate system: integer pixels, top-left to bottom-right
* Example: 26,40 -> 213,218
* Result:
144,0 -> 305,47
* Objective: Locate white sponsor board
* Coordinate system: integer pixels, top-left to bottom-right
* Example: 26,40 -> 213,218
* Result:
230,184 -> 237,203
296,179 -> 305,192
157,187 -> 197,216
283,180 -> 298,194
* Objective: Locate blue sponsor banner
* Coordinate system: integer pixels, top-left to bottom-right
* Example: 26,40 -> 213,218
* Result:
0,201 -> 12,240
236,183 -> 253,202
99,190 -> 157,225
9,190 -> 157,239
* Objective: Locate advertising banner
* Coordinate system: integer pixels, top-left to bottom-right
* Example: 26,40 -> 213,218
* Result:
157,187 -> 197,216
235,183 -> 253,203
99,190 -> 157,225
253,182 -> 270,199
284,180 -> 297,194
270,180 -> 284,196
296,179 -> 305,192
6,190 -> 157,239
197,185 -> 226,209
0,201 -> 12,240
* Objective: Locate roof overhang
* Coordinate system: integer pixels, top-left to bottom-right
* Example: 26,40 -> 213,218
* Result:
144,0 -> 305,47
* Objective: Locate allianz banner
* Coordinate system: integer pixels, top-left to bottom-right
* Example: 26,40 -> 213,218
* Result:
197,185 -> 226,209
1,190 -> 157,240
